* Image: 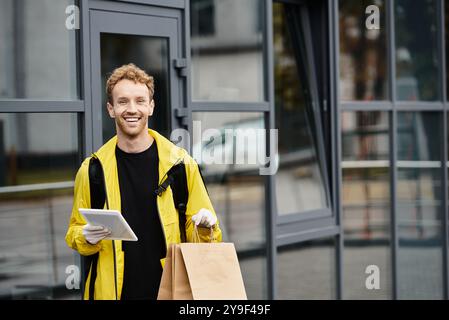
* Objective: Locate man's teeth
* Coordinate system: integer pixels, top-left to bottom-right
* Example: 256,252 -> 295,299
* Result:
125,117 -> 139,122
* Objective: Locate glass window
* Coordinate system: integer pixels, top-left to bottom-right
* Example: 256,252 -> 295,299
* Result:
396,112 -> 443,299
339,0 -> 388,101
0,0 -> 78,99
277,238 -> 336,299
0,189 -> 77,299
191,112 -> 267,299
100,34 -> 170,143
190,0 -> 265,102
0,113 -> 79,187
0,113 -> 79,299
395,0 -> 439,101
341,111 -> 392,299
191,0 -> 215,37
273,3 -> 328,215
342,112 -> 389,162
446,1 -> 449,99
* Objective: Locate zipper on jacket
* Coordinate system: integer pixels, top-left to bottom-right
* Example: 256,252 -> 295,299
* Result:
111,240 -> 118,300
92,154 -> 118,300
156,199 -> 168,256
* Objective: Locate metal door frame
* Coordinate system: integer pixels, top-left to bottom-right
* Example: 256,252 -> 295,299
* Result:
81,0 -> 188,154
78,0 -> 188,298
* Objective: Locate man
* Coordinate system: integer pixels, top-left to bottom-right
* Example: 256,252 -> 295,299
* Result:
65,63 -> 222,300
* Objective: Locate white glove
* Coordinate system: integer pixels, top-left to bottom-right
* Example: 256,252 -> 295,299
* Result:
191,208 -> 217,228
82,224 -> 111,245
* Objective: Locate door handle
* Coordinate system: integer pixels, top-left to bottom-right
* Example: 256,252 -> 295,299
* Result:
173,58 -> 188,77
174,108 -> 189,127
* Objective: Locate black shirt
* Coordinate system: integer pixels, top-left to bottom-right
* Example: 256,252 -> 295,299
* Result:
116,142 -> 166,300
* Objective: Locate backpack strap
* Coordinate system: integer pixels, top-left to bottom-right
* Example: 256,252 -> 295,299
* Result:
156,162 -> 189,243
196,163 -> 209,196
89,157 -> 106,209
83,157 -> 105,300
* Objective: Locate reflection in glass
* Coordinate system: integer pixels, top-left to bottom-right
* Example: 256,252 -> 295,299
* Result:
0,113 -> 79,187
446,2 -> 449,99
0,0 -> 78,99
277,238 -> 335,299
339,0 -> 387,101
101,34 -> 170,143
0,113 -> 79,299
342,112 -> 389,161
397,112 -> 441,161
192,112 -> 266,299
0,189 -> 77,299
342,111 -> 391,299
190,0 -> 264,102
395,0 -> 439,101
396,112 -> 443,299
273,3 -> 328,215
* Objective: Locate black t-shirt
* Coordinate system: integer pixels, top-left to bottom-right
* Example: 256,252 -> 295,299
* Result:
115,142 -> 166,300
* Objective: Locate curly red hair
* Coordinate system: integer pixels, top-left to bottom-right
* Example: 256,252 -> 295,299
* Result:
106,63 -> 154,104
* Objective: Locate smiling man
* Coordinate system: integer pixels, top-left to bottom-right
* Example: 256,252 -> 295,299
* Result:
65,63 -> 222,300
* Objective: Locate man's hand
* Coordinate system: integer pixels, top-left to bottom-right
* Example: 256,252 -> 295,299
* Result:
191,208 -> 217,228
82,224 -> 111,245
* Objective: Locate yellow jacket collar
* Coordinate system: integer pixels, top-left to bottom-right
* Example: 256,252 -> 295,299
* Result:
92,129 -> 187,181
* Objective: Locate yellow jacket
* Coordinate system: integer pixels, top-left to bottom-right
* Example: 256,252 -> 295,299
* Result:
65,129 -> 222,300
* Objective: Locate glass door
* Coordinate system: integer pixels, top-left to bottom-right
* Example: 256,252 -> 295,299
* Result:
89,9 -> 184,149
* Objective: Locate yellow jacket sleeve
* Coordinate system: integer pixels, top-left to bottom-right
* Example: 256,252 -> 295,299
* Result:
184,155 -> 223,243
65,158 -> 102,256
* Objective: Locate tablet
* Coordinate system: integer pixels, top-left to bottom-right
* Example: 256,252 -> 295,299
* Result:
79,208 -> 138,241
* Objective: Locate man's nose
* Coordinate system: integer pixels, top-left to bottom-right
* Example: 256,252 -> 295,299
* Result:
127,101 -> 138,112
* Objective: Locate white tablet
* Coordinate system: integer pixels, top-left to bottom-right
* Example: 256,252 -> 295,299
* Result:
79,208 -> 138,241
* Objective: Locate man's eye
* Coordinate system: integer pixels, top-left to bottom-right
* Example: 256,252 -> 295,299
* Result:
118,101 -> 127,105
137,99 -> 145,104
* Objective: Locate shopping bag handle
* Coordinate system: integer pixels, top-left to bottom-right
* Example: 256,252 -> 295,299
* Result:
192,224 -> 216,243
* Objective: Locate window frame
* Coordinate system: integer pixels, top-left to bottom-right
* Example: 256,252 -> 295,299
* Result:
0,0 -> 84,300
336,0 -> 449,300
273,1 -> 333,225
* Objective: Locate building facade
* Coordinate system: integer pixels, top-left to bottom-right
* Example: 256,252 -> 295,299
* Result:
0,0 -> 448,300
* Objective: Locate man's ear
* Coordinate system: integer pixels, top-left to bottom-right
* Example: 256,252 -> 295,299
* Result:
149,99 -> 155,116
107,102 -> 115,118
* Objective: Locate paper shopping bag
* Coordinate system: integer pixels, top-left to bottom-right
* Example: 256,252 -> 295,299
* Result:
157,242 -> 247,300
